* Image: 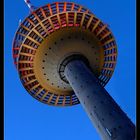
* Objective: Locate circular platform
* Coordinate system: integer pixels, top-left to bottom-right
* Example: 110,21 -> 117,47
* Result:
12,2 -> 117,106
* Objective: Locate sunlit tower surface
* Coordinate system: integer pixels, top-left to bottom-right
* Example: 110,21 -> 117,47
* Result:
12,1 -> 135,140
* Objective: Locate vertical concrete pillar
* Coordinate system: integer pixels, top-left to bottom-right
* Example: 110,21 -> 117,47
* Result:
64,60 -> 135,140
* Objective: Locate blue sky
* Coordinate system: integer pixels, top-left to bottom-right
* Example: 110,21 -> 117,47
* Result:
4,0 -> 136,140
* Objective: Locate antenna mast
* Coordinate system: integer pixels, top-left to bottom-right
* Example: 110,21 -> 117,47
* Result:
24,0 -> 36,12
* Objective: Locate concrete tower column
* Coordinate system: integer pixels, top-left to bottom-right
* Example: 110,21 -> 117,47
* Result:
64,60 -> 135,140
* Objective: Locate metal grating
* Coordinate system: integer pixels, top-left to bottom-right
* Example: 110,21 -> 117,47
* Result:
13,2 -> 117,106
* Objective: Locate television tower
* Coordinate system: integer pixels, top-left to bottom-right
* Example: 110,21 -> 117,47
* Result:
12,1 -> 135,140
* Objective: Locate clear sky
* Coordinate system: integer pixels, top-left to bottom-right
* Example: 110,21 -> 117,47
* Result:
4,0 -> 136,140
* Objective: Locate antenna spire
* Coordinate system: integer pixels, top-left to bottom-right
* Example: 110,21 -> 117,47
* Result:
24,0 -> 36,12
19,19 -> 22,25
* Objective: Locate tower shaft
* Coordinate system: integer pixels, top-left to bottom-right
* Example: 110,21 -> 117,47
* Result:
64,60 -> 135,140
